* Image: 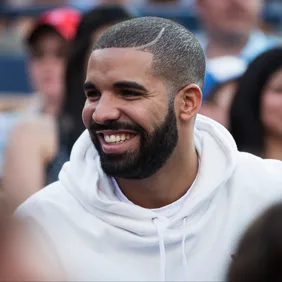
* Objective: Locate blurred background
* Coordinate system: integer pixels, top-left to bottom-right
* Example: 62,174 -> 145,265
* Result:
0,0 -> 281,97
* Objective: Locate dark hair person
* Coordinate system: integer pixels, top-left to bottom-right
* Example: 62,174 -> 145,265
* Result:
230,47 -> 282,159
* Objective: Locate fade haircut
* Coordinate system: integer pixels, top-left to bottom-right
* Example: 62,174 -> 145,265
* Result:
92,17 -> 206,95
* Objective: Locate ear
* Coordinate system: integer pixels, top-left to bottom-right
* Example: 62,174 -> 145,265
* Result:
176,84 -> 202,122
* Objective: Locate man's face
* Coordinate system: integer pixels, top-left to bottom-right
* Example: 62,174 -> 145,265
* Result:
82,48 -> 178,179
197,0 -> 263,38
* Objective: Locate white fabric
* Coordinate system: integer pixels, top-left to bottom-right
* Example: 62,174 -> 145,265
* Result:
206,56 -> 247,83
16,114 -> 282,281
153,218 -> 166,281
114,176 -> 197,281
112,172 -> 198,217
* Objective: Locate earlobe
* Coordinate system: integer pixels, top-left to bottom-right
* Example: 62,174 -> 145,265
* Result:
179,84 -> 202,121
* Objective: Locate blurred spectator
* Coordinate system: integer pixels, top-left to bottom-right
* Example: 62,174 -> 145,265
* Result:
69,0 -> 144,11
68,0 -> 194,11
200,56 -> 246,129
0,7 -> 80,185
0,216 -> 64,280
195,0 -> 281,62
230,47 -> 282,159
227,202 -> 282,282
2,4 -> 133,210
7,0 -> 68,8
25,7 -> 81,116
149,0 -> 180,3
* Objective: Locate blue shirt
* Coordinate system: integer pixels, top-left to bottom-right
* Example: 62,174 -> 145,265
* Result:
197,29 -> 281,63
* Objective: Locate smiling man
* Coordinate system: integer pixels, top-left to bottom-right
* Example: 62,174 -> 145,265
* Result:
15,17 -> 282,281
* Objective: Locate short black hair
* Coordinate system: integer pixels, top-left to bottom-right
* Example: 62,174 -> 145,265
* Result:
93,16 -> 206,94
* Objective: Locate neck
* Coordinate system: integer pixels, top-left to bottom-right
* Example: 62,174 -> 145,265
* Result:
205,32 -> 250,59
263,135 -> 282,161
115,142 -> 198,209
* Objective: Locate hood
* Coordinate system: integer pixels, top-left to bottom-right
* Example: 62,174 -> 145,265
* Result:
59,114 -> 237,232
59,114 -> 238,281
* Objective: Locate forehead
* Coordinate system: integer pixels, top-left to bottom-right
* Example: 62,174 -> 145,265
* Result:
86,48 -> 154,85
31,32 -> 64,49
266,68 -> 282,86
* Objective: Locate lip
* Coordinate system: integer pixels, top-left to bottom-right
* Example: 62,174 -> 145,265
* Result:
96,130 -> 137,135
95,130 -> 139,154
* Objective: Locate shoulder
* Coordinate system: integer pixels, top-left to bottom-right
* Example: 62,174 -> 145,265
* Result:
12,114 -> 56,138
14,181 -> 80,223
231,152 -> 282,199
9,115 -> 57,159
237,152 -> 282,178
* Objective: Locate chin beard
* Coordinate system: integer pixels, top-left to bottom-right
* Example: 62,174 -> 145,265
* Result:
90,104 -> 178,179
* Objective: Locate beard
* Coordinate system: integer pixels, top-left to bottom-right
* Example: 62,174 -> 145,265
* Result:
90,104 -> 178,179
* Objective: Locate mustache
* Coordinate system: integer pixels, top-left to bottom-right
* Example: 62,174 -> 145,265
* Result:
90,121 -> 143,133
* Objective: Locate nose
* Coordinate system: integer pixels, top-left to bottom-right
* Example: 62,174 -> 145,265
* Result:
92,92 -> 121,124
40,56 -> 58,71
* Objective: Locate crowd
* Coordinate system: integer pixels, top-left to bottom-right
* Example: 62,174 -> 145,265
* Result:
1,0 -> 282,281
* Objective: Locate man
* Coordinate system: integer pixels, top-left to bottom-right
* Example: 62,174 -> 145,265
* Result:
196,0 -> 279,62
16,17 -> 282,281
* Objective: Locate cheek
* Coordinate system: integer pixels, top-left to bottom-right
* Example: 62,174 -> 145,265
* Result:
29,62 -> 41,83
125,102 -> 167,133
46,60 -> 66,85
261,93 -> 282,132
53,59 -> 66,76
82,101 -> 93,128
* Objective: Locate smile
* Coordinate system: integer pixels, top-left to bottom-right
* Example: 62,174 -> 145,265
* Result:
96,130 -> 139,154
103,133 -> 135,144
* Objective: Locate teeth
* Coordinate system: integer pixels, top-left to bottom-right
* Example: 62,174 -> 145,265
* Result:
104,134 -> 134,143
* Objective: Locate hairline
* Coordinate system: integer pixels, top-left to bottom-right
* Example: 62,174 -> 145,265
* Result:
91,46 -> 201,95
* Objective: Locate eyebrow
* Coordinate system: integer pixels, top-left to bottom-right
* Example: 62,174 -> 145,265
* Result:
84,82 -> 97,91
113,81 -> 149,92
83,81 -> 149,93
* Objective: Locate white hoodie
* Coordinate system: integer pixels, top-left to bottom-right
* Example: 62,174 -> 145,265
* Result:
16,115 -> 282,281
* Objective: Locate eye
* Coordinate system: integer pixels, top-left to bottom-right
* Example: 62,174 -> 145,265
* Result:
121,89 -> 142,98
273,87 -> 282,94
30,49 -> 44,60
85,90 -> 101,100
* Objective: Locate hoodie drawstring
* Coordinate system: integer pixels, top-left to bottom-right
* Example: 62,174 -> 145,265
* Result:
182,217 -> 189,280
153,218 -> 166,281
153,217 -> 189,281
